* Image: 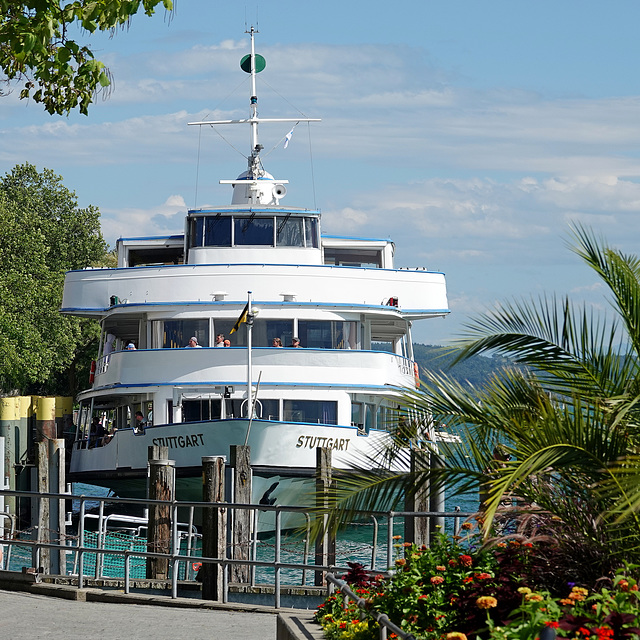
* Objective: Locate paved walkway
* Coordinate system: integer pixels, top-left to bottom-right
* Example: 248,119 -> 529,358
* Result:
0,588 -> 277,640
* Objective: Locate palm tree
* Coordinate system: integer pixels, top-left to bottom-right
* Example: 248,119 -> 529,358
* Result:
328,226 -> 640,574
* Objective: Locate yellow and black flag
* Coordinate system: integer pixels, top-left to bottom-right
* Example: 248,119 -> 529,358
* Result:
230,302 -> 250,334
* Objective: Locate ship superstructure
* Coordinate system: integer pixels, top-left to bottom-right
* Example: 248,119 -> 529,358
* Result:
62,28 -> 449,514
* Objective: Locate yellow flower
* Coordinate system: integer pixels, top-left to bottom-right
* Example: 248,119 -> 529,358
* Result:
525,594 -> 544,602
476,596 -> 498,609
517,587 -> 532,595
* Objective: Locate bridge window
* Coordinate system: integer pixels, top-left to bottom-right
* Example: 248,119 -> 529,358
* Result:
234,216 -> 274,245
276,216 -> 304,246
205,215 -> 232,246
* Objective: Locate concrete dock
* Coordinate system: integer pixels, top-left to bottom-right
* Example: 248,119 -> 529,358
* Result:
0,588 -> 278,639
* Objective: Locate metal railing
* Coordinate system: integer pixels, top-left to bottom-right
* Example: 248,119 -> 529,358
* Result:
326,572 -> 416,640
0,487 -> 473,609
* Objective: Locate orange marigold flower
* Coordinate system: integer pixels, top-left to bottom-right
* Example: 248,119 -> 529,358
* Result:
396,558 -> 406,566
461,522 -> 473,530
445,633 -> 468,640
459,554 -> 473,567
392,535 -> 402,540
436,565 -> 446,572
430,576 -> 445,585
497,542 -> 507,548
618,580 -> 630,592
476,596 -> 498,609
568,593 -> 585,601
402,542 -> 413,548
571,587 -> 588,595
559,598 -> 573,606
508,540 -> 521,547
632,584 -> 639,592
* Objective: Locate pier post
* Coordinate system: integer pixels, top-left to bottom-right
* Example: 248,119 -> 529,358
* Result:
230,445 -> 251,584
429,453 -> 445,543
48,438 -> 66,574
34,397 -> 56,573
201,455 -> 226,601
405,447 -> 430,547
146,447 -> 175,580
314,447 -> 336,586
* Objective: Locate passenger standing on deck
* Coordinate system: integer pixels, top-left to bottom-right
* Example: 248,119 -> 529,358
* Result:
134,411 -> 146,433
186,337 -> 202,348
214,334 -> 225,347
272,338 -> 283,347
290,337 -> 302,348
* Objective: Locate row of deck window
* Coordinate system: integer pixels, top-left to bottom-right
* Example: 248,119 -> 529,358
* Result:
76,398 -> 400,444
153,319 -> 360,350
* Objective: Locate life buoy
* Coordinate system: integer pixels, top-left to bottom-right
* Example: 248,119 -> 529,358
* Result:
192,562 -> 202,572
89,360 -> 96,384
413,362 -> 420,388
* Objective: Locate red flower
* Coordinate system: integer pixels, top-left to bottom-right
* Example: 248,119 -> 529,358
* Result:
545,622 -> 559,628
459,555 -> 473,567
463,576 -> 474,584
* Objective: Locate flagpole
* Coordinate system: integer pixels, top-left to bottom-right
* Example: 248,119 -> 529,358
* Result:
246,291 -> 253,420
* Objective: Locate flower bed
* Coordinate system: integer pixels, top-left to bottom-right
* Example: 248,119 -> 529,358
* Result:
313,532 -> 640,640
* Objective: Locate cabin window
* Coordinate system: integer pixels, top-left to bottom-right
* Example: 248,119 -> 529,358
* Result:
152,319 -> 209,348
283,400 -> 337,425
189,217 -> 204,247
183,399 -> 222,422
305,217 -> 319,248
323,247 -> 383,268
205,215 -> 232,246
257,399 -> 280,420
251,319 -> 294,346
234,216 -> 274,245
276,215 -> 304,247
297,320 -> 359,349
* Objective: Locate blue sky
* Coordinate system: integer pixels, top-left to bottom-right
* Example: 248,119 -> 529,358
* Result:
3,1 -> 640,345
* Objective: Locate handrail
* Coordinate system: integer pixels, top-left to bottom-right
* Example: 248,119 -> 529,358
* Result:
326,572 -> 416,640
0,487 -> 475,609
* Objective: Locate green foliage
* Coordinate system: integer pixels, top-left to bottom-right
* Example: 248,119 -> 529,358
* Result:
0,1 -> 173,115
0,163 -> 106,394
314,538 -> 640,640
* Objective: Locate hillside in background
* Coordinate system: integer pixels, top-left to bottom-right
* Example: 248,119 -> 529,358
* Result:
412,343 -> 513,389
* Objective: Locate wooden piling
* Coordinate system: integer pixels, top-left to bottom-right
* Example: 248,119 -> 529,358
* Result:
429,453 -> 446,543
146,446 -> 175,580
48,438 -> 66,574
201,456 -> 226,601
314,447 -> 336,586
230,445 -> 251,584
405,447 -> 430,547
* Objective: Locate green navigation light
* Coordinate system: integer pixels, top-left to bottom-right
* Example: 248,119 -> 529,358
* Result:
240,54 -> 266,74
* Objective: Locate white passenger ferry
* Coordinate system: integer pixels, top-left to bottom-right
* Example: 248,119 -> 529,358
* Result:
62,29 -> 449,518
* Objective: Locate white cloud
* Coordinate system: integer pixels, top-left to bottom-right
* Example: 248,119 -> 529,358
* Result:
101,195 -> 187,245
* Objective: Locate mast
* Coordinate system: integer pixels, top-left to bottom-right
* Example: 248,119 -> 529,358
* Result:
188,28 -> 320,206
